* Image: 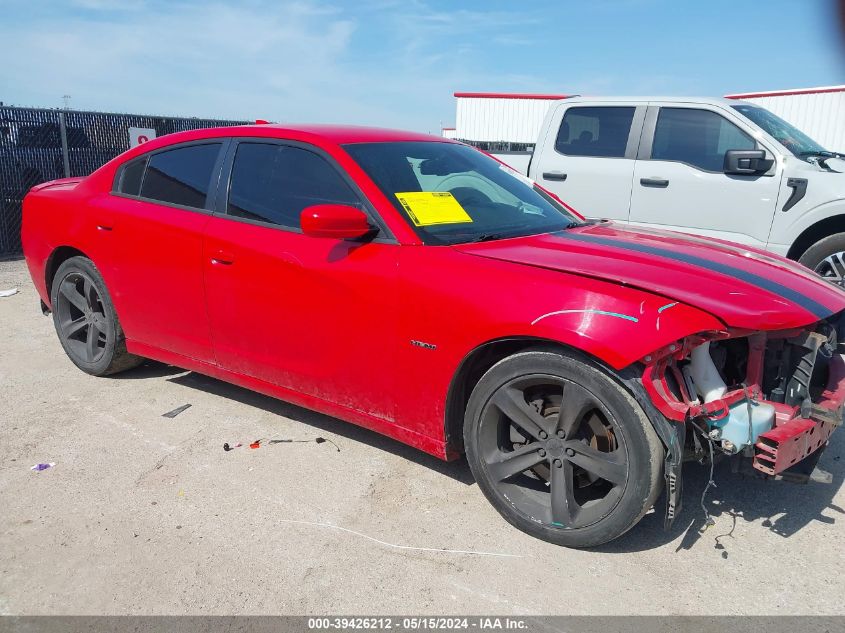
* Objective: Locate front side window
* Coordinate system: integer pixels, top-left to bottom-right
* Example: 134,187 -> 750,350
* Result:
555,106 -> 635,158
140,143 -> 221,209
651,108 -> 755,171
227,143 -> 363,228
344,141 -> 580,245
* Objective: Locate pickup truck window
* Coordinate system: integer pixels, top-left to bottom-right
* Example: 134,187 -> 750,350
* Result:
554,107 -> 635,158
651,107 -> 755,172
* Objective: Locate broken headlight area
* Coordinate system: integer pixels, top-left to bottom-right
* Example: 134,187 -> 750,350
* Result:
641,313 -> 844,479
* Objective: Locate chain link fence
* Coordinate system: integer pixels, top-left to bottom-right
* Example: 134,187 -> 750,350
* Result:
0,106 -> 247,256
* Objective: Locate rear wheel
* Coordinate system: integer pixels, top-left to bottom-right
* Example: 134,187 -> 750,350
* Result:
464,349 -> 663,548
50,256 -> 142,376
798,232 -> 845,287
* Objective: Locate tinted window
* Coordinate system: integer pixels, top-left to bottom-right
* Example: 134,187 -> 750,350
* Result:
652,108 -> 756,171
555,107 -> 635,158
227,143 -> 362,228
118,158 -> 146,195
140,143 -> 221,208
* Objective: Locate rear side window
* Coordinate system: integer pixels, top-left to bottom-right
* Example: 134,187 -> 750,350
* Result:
118,158 -> 146,195
651,108 -> 756,171
555,106 -> 635,158
227,143 -> 362,228
140,143 -> 222,209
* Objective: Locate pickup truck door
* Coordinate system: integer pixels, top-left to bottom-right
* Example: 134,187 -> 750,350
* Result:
532,103 -> 645,220
628,104 -> 782,249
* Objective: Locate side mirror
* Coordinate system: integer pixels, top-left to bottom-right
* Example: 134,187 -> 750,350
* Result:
724,149 -> 774,175
300,204 -> 374,239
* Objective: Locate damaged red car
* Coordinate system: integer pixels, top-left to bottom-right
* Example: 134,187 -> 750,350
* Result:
21,124 -> 845,547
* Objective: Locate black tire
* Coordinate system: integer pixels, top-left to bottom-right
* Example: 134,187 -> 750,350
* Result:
798,232 -> 845,286
464,349 -> 663,548
50,256 -> 143,376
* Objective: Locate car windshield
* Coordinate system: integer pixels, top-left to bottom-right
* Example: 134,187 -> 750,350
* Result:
343,141 -> 580,245
732,104 -> 827,158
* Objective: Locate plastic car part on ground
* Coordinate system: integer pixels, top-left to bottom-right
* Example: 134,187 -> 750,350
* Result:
161,404 -> 191,418
0,287 -> 18,297
30,462 -> 55,471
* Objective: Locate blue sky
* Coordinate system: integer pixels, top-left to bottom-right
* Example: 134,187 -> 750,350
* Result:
2,0 -> 843,132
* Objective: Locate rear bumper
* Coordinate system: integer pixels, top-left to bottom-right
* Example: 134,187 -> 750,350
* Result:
753,354 -> 845,475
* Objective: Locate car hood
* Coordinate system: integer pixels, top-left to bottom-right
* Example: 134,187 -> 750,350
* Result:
453,222 -> 845,330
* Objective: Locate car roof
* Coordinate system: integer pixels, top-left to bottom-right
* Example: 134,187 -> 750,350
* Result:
151,123 -> 452,148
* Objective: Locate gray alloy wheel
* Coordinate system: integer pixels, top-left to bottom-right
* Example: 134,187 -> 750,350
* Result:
464,349 -> 663,548
50,256 -> 143,376
813,251 -> 845,287
798,232 -> 845,288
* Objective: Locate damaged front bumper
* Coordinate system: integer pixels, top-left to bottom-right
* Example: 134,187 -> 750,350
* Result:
632,318 -> 845,529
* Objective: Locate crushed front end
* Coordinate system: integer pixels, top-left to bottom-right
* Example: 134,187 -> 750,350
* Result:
638,312 -> 845,527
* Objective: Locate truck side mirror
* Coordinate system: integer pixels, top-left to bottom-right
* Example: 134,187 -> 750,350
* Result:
724,149 -> 774,175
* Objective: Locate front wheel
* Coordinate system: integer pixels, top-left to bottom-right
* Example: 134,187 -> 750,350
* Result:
464,349 -> 664,548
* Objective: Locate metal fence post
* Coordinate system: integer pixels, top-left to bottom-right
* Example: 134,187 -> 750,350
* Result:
58,111 -> 70,178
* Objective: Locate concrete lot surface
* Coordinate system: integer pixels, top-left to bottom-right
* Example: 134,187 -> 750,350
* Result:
1,257 -> 844,615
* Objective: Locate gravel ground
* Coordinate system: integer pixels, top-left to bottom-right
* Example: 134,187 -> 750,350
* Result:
0,256 -> 843,615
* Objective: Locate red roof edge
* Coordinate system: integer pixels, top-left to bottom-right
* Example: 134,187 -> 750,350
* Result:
725,86 -> 845,99
453,92 -> 568,100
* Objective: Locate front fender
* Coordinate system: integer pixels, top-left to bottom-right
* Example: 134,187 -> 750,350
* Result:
525,293 -> 725,370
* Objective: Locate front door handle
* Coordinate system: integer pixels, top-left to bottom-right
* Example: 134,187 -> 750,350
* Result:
542,171 -> 568,181
640,178 -> 669,188
210,249 -> 235,265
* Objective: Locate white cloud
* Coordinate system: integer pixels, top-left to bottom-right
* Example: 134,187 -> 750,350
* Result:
0,0 -> 553,131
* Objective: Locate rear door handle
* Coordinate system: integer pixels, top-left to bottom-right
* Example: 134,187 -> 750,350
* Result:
542,171 -> 567,181
210,249 -> 235,265
640,178 -> 669,188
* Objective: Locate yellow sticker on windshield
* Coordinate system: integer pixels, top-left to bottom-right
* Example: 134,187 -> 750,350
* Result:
395,192 -> 473,226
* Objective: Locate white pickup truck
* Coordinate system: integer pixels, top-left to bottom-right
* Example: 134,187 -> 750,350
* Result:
527,96 -> 845,282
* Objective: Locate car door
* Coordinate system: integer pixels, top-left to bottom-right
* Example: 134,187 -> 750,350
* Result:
628,104 -> 782,249
534,103 -> 645,220
202,139 -> 399,421
103,140 -> 225,362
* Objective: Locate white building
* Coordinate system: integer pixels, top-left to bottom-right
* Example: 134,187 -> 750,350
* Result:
445,86 -> 845,154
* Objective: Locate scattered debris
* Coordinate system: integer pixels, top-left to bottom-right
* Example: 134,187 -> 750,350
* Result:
0,287 -> 18,298
162,403 -> 192,418
30,462 -> 55,472
224,436 -> 340,452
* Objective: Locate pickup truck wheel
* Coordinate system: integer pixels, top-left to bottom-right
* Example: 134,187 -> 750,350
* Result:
464,349 -> 663,548
798,233 -> 845,287
50,256 -> 142,376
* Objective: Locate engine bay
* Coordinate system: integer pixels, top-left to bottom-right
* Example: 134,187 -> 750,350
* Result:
640,314 -> 845,476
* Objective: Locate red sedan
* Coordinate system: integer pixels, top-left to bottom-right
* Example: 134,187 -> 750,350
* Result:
21,124 -> 845,547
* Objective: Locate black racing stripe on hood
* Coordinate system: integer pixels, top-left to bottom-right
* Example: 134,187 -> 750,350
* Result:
554,231 -> 833,320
